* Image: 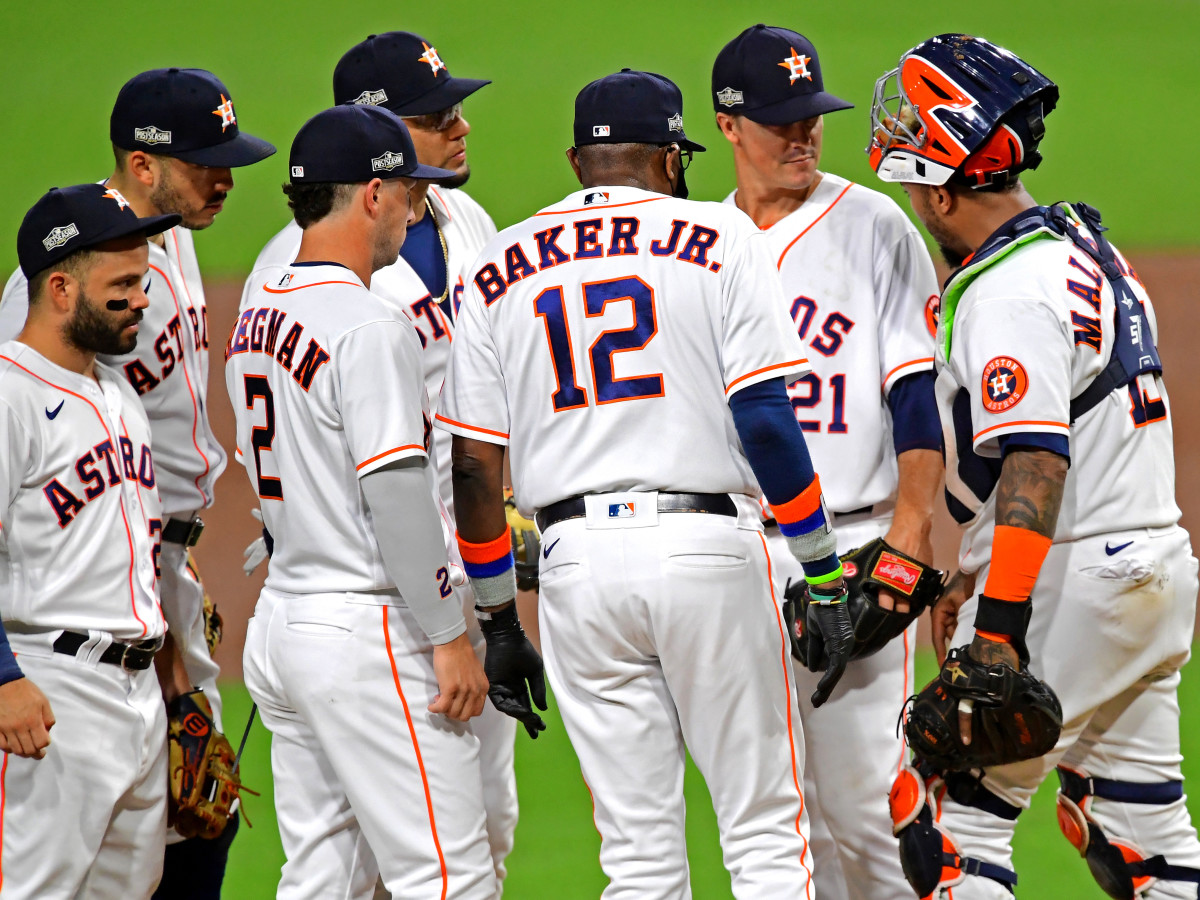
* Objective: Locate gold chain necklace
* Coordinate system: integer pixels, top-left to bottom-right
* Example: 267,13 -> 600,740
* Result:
427,198 -> 449,304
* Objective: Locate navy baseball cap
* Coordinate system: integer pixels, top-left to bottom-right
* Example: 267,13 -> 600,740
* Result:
111,68 -> 277,168
712,25 -> 853,124
288,105 -> 457,184
17,183 -> 181,278
334,32 -> 490,117
574,69 -> 706,152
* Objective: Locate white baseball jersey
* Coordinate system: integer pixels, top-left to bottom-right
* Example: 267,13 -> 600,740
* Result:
0,341 -> 164,640
725,173 -> 939,513
227,263 -> 435,596
437,185 -> 809,514
938,223 -> 1180,573
0,225 -> 226,517
250,187 -> 496,516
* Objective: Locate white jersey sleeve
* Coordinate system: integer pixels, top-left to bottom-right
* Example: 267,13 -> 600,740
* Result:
0,269 -> 27,343
877,227 -> 939,395
337,319 -> 431,474
951,295 -> 1072,452
436,267 -> 509,445
721,230 -> 812,396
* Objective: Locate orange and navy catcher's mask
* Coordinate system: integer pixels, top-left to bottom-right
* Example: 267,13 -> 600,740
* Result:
868,34 -> 1058,191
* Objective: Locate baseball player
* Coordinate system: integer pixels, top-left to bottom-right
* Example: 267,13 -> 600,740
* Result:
231,104 -> 510,899
0,183 -> 188,899
870,34 -> 1200,898
0,68 -> 275,897
438,69 -> 860,899
247,31 -> 521,883
712,25 -> 943,899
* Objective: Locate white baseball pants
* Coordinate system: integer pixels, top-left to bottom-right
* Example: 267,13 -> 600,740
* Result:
766,513 -> 915,900
932,524 -> 1200,899
536,494 -> 814,900
243,589 -> 498,900
0,641 -> 167,899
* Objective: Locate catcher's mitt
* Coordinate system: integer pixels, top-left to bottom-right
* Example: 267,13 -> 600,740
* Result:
504,489 -> 540,592
784,538 -> 943,670
904,646 -> 1063,772
167,690 -> 252,839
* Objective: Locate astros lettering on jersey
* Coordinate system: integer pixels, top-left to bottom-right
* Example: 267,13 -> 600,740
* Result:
0,222 -> 226,518
0,341 -> 164,640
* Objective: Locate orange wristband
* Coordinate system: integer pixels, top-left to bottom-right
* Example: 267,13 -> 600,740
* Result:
982,525 -> 1053,604
456,527 -> 512,566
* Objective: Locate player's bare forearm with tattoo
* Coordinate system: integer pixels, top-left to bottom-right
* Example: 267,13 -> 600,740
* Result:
994,449 -> 1067,538
972,449 -> 1067,669
880,448 -> 943,613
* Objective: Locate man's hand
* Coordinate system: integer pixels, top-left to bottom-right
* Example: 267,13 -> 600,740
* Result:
931,570 -> 975,665
429,632 -> 490,722
878,522 -> 934,614
0,678 -> 55,759
956,633 -> 1022,746
478,603 -> 548,738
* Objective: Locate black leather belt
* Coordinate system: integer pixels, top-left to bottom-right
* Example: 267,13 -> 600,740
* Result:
163,516 -> 204,547
762,504 -> 873,529
536,492 -> 736,532
52,631 -> 163,671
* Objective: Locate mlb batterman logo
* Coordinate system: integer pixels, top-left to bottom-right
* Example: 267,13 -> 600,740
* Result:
371,150 -> 404,172
981,356 -> 1029,413
134,125 -> 172,146
593,125 -> 611,137
42,223 -> 79,251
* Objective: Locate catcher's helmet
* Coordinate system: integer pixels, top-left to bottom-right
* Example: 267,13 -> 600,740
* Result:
868,34 -> 1058,190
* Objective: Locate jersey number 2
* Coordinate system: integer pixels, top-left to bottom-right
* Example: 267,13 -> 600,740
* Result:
244,375 -> 283,499
534,276 -> 664,412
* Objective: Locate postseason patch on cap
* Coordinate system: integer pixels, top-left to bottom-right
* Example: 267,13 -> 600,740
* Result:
370,150 -> 405,172
42,223 -> 79,251
134,125 -> 172,145
716,87 -> 744,107
353,89 -> 388,106
667,113 -> 683,132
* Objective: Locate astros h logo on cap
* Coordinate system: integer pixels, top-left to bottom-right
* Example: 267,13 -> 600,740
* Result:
711,25 -> 853,125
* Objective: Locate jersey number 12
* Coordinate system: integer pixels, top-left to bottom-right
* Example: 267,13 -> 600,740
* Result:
534,276 -> 664,412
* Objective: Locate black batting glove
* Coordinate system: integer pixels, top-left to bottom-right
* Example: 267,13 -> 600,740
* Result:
805,583 -> 853,707
478,604 -> 548,738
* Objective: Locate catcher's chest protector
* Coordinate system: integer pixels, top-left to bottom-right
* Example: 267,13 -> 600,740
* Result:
940,202 -> 1162,525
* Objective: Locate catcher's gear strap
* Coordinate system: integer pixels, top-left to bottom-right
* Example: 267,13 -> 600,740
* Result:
940,203 -> 1160,415
983,525 -> 1053,606
890,764 -> 1018,896
457,526 -> 517,608
1056,766 -> 1200,899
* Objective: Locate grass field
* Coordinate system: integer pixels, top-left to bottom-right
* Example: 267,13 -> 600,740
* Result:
222,649 -> 1200,897
0,0 -> 1197,280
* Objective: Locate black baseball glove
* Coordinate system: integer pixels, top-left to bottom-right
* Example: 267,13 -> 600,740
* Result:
478,604 -> 547,739
903,646 -> 1063,772
784,538 -> 943,670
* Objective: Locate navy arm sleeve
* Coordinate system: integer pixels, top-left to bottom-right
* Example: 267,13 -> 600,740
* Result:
887,371 -> 942,455
729,377 -> 816,503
